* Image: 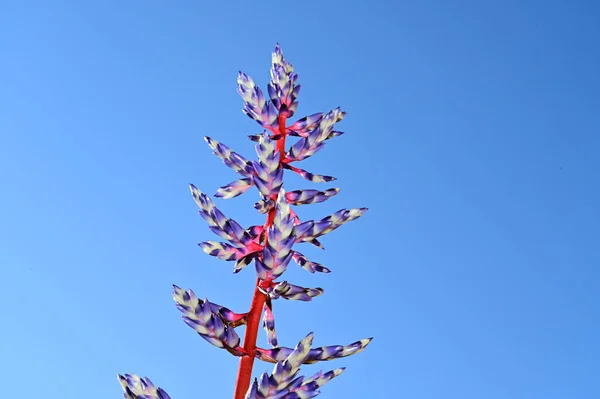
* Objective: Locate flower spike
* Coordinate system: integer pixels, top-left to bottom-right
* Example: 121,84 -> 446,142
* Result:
216,177 -> 254,199
285,188 -> 340,206
268,281 -> 324,301
238,72 -> 279,130
291,251 -> 331,274
173,285 -> 244,355
253,133 -> 284,197
287,112 -> 323,137
245,333 -> 344,399
287,110 -> 346,140
285,108 -> 346,163
295,208 -> 368,244
204,136 -> 255,178
268,44 -> 299,118
256,336 -> 373,365
190,184 -> 252,245
282,164 -> 336,183
255,189 -> 296,280
191,185 -> 264,267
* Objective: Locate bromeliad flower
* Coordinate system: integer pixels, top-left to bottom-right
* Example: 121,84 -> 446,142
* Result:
286,112 -> 344,140
203,136 -> 256,199
205,136 -> 255,178
285,188 -> 340,206
290,251 -> 331,274
294,207 -> 369,245
282,163 -> 337,183
267,44 -> 300,118
245,333 -> 344,399
238,72 -> 278,131
173,285 -> 245,356
254,189 -> 296,280
190,184 -> 263,271
190,184 -> 252,246
284,108 -> 346,163
117,44 -> 372,399
253,133 -> 284,198
263,281 -> 324,302
256,336 -> 372,365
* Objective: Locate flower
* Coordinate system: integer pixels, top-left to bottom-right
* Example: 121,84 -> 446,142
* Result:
245,333 -> 345,399
173,285 -> 245,356
267,44 -> 300,118
255,336 -> 372,365
117,44 -> 372,399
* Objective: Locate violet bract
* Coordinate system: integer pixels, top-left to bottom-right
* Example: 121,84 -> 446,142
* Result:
118,44 -> 372,399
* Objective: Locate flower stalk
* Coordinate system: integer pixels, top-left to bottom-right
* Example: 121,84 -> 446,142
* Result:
234,112 -> 289,398
118,44 -> 371,399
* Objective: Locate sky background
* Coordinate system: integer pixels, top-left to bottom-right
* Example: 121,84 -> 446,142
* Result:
1,1 -> 599,398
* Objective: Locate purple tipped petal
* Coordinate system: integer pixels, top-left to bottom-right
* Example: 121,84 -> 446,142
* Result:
215,178 -> 254,199
199,241 -> 243,261
291,251 -> 331,274
263,303 -> 278,347
269,281 -> 324,301
283,164 -> 336,183
285,188 -> 340,206
117,374 -> 172,399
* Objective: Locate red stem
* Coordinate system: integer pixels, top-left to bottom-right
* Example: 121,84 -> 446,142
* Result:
233,114 -> 288,399
232,279 -> 267,399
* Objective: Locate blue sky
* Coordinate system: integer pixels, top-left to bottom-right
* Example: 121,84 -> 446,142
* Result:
1,1 -> 599,398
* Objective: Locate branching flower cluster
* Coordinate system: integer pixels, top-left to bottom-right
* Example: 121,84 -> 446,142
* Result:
118,44 -> 371,399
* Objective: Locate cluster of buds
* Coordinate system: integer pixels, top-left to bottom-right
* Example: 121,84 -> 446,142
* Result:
118,44 -> 371,399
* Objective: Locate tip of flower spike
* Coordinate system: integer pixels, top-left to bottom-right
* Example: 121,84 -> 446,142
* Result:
357,337 -> 373,353
327,368 -> 346,379
273,43 -> 283,58
189,184 -> 203,200
203,136 -> 217,149
358,208 -> 369,215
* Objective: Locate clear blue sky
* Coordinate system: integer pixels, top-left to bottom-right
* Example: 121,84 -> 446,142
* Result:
1,1 -> 599,398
